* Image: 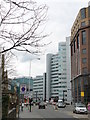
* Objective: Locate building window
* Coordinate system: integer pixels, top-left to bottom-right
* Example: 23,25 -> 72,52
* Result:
82,48 -> 86,54
81,21 -> 85,27
77,35 -> 79,49
82,58 -> 87,64
71,44 -> 73,56
74,40 -> 76,53
81,8 -> 86,19
82,31 -> 86,45
82,67 -> 87,73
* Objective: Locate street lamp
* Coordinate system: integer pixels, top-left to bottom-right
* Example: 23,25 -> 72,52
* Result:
29,58 -> 40,92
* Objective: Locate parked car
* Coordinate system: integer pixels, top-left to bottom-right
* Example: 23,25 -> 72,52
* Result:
73,103 -> 88,114
38,102 -> 45,109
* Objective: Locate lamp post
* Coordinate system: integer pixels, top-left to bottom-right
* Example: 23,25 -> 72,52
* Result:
29,58 -> 40,92
35,91 -> 38,103
28,57 -> 40,110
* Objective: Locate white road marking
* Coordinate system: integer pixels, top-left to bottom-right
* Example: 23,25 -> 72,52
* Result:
73,115 -> 79,118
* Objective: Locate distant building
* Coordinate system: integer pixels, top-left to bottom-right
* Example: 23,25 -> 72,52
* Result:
33,73 -> 46,102
12,77 -> 33,102
70,3 -> 90,103
13,77 -> 33,91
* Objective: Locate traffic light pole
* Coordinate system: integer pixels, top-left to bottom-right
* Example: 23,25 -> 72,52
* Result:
29,98 -> 32,112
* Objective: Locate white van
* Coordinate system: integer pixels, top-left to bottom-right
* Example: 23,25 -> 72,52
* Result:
58,100 -> 66,108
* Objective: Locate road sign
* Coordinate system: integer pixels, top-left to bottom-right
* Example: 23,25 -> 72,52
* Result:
20,84 -> 26,94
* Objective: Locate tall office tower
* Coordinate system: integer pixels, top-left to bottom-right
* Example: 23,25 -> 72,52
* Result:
46,40 -> 71,102
66,37 -> 71,104
70,3 -> 90,103
50,54 -> 59,99
58,42 -> 67,101
46,54 -> 59,100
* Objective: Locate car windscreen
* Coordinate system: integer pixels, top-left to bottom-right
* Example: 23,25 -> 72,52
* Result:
77,104 -> 85,107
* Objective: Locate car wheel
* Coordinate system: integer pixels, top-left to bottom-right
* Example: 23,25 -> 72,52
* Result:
75,111 -> 78,114
74,110 -> 76,114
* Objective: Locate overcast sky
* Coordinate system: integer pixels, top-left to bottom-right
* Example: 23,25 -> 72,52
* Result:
13,0 -> 90,78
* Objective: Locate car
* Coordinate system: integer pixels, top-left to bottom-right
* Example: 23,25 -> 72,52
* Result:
38,102 -> 45,109
58,102 -> 66,108
73,103 -> 88,114
58,100 -> 66,108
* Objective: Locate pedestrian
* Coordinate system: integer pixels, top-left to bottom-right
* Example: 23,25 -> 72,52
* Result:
71,102 -> 72,105
29,98 -> 32,112
21,102 -> 24,111
55,104 -> 58,110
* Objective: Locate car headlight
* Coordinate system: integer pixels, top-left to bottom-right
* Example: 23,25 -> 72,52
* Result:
85,108 -> 87,111
76,108 -> 80,111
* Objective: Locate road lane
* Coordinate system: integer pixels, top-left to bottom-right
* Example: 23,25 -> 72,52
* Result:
19,104 -> 88,119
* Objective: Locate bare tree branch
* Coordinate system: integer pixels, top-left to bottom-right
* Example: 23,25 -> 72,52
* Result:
0,0 -> 49,55
4,51 -> 17,77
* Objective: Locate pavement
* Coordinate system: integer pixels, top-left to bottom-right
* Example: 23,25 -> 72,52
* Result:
19,105 -> 43,118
